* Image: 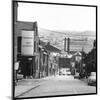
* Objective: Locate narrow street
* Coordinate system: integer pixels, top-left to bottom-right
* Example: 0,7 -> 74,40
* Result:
16,75 -> 96,98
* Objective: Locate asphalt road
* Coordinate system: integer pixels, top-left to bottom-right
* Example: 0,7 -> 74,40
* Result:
18,75 -> 96,98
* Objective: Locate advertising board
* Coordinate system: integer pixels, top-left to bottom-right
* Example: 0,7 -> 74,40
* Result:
21,30 -> 34,56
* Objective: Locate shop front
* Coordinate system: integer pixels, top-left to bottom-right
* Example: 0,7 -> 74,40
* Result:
16,26 -> 40,78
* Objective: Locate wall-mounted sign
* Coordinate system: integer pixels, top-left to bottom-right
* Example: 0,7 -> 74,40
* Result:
21,30 -> 34,56
75,56 -> 82,62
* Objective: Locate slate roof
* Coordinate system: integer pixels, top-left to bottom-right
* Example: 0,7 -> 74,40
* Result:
39,40 -> 47,47
45,43 -> 61,53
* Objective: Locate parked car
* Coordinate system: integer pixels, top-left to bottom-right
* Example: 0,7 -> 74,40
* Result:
17,73 -> 23,80
74,72 -> 80,79
59,68 -> 66,75
87,72 -> 96,86
59,68 -> 71,75
66,68 -> 71,75
17,70 -> 23,81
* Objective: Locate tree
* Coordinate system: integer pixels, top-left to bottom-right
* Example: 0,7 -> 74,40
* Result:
84,47 -> 96,74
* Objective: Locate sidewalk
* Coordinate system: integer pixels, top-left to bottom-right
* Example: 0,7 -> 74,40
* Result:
15,76 -> 54,97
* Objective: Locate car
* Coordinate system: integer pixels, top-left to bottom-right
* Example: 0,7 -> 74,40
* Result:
66,71 -> 71,75
62,69 -> 67,75
66,69 -> 71,75
74,72 -> 80,79
59,68 -> 71,75
17,73 -> 23,80
16,70 -> 23,81
59,68 -> 65,75
87,72 -> 96,86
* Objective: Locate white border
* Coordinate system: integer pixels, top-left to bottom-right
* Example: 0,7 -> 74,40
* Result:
0,0 -> 99,100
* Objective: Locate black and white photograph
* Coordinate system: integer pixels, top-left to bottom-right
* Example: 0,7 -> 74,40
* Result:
13,0 -> 97,99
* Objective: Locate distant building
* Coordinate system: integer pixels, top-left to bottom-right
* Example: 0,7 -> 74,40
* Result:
44,42 -> 61,76
38,40 -> 48,77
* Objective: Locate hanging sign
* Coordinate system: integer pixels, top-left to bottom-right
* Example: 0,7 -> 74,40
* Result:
21,30 -> 34,56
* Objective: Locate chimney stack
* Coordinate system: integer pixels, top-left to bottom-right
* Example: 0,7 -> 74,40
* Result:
64,37 -> 67,52
67,38 -> 70,53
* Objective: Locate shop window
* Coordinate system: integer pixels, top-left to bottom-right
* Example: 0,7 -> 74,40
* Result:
17,36 -> 22,53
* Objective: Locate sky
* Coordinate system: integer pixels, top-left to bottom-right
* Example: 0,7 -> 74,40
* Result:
18,2 -> 96,31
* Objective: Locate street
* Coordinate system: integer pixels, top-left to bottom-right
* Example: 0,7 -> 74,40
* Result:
16,75 -> 96,98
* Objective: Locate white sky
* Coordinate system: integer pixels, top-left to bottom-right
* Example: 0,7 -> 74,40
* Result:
18,3 -> 96,31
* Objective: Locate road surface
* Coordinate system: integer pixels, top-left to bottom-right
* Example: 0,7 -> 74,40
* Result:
17,75 -> 96,98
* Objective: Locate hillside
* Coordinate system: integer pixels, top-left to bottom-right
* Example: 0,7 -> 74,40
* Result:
38,28 -> 96,53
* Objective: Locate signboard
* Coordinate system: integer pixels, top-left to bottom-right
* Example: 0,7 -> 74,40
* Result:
75,56 -> 82,62
21,30 -> 34,56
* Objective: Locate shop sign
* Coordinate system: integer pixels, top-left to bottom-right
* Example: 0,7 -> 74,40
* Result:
21,30 -> 34,56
